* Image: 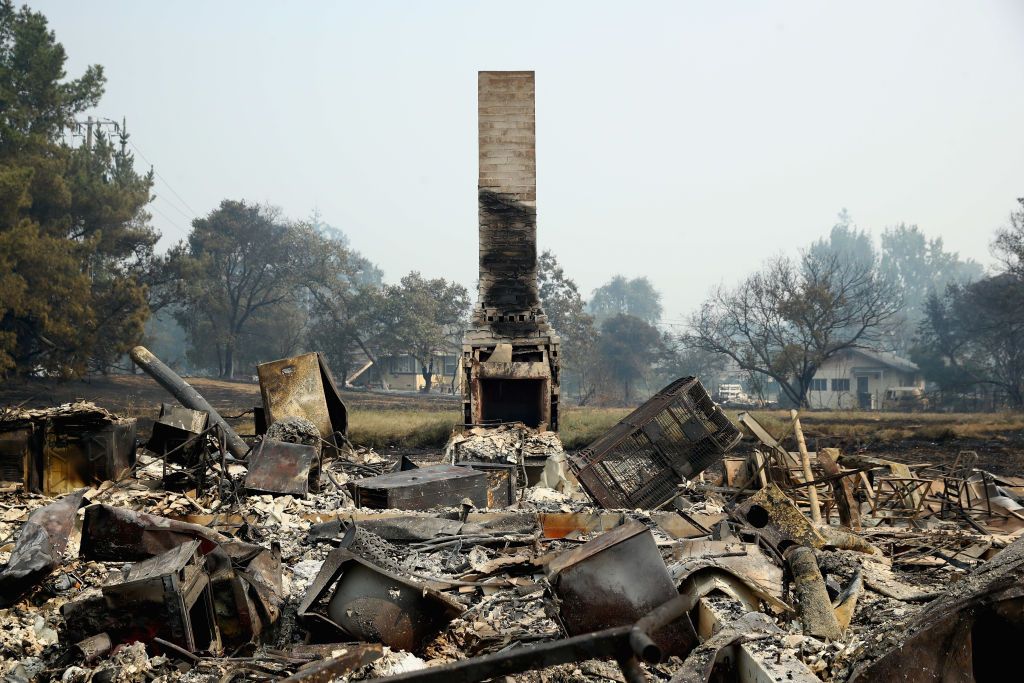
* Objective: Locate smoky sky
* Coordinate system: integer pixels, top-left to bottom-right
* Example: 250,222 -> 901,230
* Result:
35,0 -> 1024,325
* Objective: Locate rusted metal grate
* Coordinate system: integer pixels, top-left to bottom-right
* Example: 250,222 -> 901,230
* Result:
569,377 -> 742,509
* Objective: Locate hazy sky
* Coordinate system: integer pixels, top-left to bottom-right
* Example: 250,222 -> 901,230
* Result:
34,1 -> 1024,325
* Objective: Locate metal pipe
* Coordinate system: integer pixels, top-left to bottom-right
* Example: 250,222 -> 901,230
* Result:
129,345 -> 249,459
370,625 -> 638,683
631,591 -> 698,662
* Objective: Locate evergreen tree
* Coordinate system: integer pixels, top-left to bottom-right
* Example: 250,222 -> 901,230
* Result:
0,1 -> 156,377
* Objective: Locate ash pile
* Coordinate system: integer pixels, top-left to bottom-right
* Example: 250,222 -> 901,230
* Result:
2,351 -> 1023,683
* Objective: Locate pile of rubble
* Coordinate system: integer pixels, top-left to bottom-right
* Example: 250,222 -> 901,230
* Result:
2,349 -> 1022,682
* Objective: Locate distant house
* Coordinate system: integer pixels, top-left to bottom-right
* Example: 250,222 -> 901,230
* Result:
806,348 -> 923,410
349,353 -> 462,393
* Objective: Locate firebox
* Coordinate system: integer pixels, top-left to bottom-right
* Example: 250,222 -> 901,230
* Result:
463,71 -> 560,431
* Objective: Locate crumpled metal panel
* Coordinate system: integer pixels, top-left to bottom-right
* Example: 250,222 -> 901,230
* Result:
0,488 -> 86,607
299,547 -> 463,653
244,439 -> 318,497
207,541 -> 284,648
80,503 -> 230,561
102,540 -> 222,655
548,521 -> 696,657
147,403 -> 208,464
258,352 -> 348,440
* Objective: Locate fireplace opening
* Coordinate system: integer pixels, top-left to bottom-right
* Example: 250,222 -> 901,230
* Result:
480,379 -> 545,427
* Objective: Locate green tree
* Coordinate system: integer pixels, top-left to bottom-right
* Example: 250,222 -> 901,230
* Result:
917,275 -> 1024,408
596,314 -> 664,405
589,275 -> 663,325
296,223 -> 386,385
1,1 -> 155,377
807,210 -> 876,270
174,201 -> 302,378
537,250 -> 597,403
377,273 -> 470,393
659,334 -> 726,387
308,211 -> 383,287
994,198 -> 1024,278
880,223 -> 982,351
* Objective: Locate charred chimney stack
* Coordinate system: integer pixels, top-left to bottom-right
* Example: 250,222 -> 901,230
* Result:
463,71 -> 560,431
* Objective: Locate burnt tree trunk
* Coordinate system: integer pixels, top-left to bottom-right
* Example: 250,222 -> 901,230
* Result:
223,344 -> 235,379
420,358 -> 434,393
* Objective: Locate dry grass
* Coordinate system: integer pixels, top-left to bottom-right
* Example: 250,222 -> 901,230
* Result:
732,410 -> 1024,443
348,410 -> 462,450
559,407 -> 631,449
3,376 -> 1021,451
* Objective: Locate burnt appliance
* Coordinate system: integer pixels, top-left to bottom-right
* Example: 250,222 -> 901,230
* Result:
462,71 -> 560,431
0,402 -> 136,494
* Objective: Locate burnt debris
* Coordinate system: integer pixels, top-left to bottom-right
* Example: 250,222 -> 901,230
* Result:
2,71 -> 1021,683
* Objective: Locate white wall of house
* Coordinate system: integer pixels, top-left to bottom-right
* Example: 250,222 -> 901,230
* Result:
805,349 -> 923,410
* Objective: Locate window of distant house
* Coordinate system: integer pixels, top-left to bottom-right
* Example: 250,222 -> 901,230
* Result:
810,378 -> 827,391
443,356 -> 458,375
391,356 -> 417,374
831,378 -> 851,392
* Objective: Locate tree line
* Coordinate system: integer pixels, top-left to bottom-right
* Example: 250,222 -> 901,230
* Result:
3,2 -> 1021,409
541,206 -> 1024,410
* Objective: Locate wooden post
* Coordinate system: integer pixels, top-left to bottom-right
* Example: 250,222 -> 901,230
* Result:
790,409 -> 821,524
753,450 -> 769,489
819,447 -> 860,529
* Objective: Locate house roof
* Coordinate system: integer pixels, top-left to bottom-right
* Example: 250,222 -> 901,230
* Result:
851,348 -> 919,373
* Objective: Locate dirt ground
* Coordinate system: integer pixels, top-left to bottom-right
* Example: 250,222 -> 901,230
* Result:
0,375 -> 460,416
2,376 -> 1022,472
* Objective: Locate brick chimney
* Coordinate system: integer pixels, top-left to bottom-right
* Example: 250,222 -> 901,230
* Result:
462,71 -> 560,431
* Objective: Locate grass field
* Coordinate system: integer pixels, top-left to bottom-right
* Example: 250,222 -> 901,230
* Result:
741,409 -> 1024,443
2,376 -> 1022,462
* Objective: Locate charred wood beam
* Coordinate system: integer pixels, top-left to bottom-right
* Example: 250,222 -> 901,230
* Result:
818,447 -> 861,529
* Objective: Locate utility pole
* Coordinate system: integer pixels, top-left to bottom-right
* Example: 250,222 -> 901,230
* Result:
73,116 -> 120,151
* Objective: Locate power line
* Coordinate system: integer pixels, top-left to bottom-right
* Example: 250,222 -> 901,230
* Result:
148,203 -> 187,235
128,139 -> 200,217
155,193 -> 194,223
